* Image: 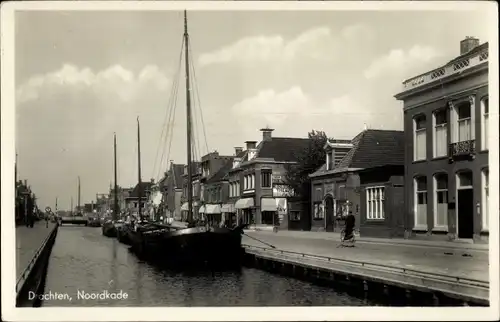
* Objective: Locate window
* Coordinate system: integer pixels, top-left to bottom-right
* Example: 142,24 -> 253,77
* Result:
366,186 -> 385,220
414,115 -> 427,161
261,170 -> 272,188
327,151 -> 334,170
457,103 -> 472,142
229,183 -> 233,197
290,211 -> 301,221
433,110 -> 447,158
458,171 -> 473,188
414,176 -> 428,229
482,169 -> 489,231
481,97 -> 489,150
313,203 -> 325,219
236,182 -> 240,196
433,174 -> 448,229
244,176 -> 248,190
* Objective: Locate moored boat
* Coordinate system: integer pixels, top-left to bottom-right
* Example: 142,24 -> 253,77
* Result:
128,11 -> 246,270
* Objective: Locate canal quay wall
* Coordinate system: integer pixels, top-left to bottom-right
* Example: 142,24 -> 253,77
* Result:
16,222 -> 58,307
241,231 -> 489,306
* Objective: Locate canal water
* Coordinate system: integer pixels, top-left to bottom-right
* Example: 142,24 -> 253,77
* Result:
43,227 -> 378,306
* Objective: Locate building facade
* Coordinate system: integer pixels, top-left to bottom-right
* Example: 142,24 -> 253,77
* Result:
395,37 -> 489,242
180,162 -> 201,221
229,128 -> 309,229
310,130 -> 405,237
160,162 -> 185,221
125,181 -> 154,217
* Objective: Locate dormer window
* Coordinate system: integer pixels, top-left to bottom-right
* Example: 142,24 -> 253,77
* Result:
326,150 -> 334,170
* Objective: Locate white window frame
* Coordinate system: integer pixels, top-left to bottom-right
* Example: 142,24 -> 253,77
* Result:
482,169 -> 489,232
432,110 -> 448,158
414,176 -> 428,231
449,96 -> 476,144
366,186 -> 385,220
413,115 -> 427,161
481,97 -> 489,151
433,173 -> 448,231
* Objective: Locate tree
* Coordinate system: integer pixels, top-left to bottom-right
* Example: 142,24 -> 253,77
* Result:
285,130 -> 328,201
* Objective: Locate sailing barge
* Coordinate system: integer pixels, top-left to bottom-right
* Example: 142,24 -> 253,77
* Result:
128,11 -> 246,269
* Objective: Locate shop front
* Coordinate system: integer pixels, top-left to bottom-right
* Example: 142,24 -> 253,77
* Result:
203,204 -> 222,227
260,197 -> 287,226
180,201 -> 200,221
221,203 -> 236,227
235,198 -> 254,225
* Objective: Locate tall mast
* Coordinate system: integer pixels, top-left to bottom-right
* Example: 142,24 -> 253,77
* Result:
184,10 -> 193,223
71,196 -> 73,215
77,176 -> 81,214
113,133 -> 119,221
137,117 -> 143,221
55,197 -> 58,213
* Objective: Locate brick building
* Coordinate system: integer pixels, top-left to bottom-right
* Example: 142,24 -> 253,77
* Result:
228,127 -> 310,229
394,37 -> 489,242
310,129 -> 405,237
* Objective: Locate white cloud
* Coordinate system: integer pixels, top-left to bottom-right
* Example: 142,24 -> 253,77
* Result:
363,45 -> 443,79
16,64 -> 170,104
198,24 -> 374,67
231,86 -> 376,139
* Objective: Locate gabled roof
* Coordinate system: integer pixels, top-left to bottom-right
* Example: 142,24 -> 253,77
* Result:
255,137 -> 310,162
206,158 -> 234,184
128,181 -> 154,198
311,129 -> 405,177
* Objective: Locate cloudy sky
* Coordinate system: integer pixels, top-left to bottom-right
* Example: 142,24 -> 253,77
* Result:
14,8 -> 492,210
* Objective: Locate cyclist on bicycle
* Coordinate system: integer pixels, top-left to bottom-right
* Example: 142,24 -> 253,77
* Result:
343,212 -> 355,241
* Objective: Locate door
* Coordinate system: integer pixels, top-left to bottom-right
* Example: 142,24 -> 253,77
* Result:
325,196 -> 334,232
457,189 -> 474,239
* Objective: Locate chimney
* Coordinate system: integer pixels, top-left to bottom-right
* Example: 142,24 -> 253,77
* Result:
460,36 -> 480,55
245,141 -> 257,150
234,147 -> 243,155
260,127 -> 274,141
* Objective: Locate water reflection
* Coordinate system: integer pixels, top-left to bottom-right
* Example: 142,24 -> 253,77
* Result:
43,227 -> 376,306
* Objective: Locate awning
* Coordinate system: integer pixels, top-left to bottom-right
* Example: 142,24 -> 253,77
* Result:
261,198 -> 278,212
234,198 -> 254,209
260,197 -> 287,214
221,203 -> 235,213
205,204 -> 221,214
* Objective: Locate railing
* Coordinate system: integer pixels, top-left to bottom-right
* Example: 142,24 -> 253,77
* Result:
449,140 -> 476,159
16,225 -> 57,294
242,244 -> 488,288
402,49 -> 488,91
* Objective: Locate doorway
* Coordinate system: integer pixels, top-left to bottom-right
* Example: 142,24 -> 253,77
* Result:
325,196 -> 334,232
457,189 -> 474,239
456,171 -> 474,239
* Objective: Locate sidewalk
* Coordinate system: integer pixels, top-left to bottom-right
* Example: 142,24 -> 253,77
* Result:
242,230 -> 489,282
16,221 -> 56,280
245,227 -> 489,251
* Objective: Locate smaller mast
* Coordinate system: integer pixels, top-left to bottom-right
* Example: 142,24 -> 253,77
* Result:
77,176 -> 81,214
113,133 -> 119,220
137,117 -> 143,221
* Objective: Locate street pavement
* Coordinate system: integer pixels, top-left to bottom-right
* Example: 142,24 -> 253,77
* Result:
247,227 -> 489,250
16,221 -> 56,281
242,230 -> 489,282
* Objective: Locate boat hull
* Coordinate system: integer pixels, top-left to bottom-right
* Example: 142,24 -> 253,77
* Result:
102,224 -> 117,238
130,226 -> 245,269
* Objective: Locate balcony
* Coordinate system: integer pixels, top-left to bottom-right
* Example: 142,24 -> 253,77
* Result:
448,140 -> 476,162
402,48 -> 488,92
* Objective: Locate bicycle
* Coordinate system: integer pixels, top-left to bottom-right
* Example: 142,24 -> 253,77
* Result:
338,228 -> 356,247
